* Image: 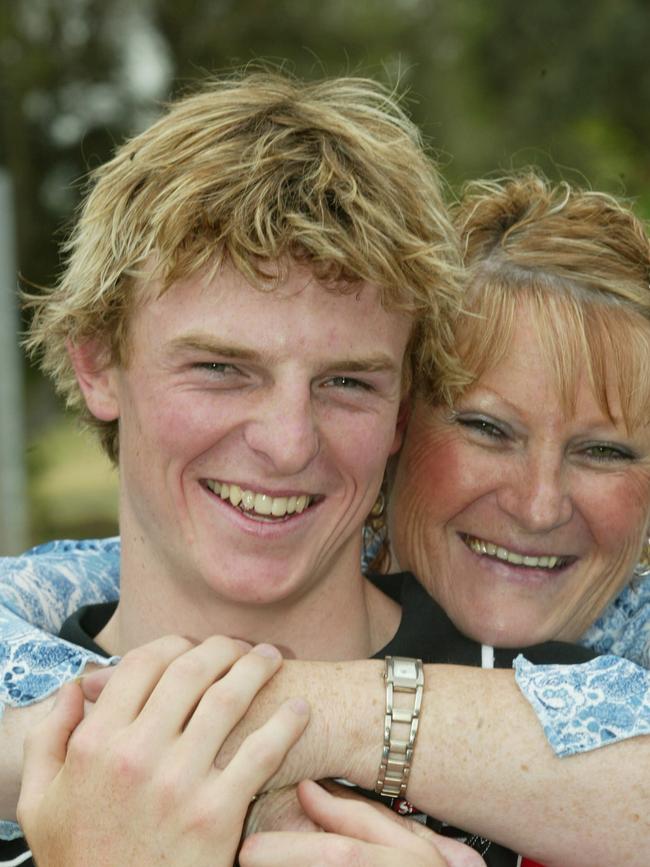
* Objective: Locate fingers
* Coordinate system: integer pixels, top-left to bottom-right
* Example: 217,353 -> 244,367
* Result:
18,683 -> 84,824
16,638 -> 309,867
175,643 -> 285,774
78,665 -> 116,702
120,641 -> 287,779
296,782 -> 486,867
297,779 -> 420,847
70,636 -> 300,808
240,831 -> 451,867
419,834 -> 488,867
214,698 -> 310,807
82,634 -> 253,741
84,635 -> 199,731
134,635 -> 257,741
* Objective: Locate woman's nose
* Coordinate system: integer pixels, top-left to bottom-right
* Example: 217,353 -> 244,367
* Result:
496,453 -> 573,532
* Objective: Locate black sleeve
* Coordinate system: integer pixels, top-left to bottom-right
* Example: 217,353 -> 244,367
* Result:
494,639 -> 597,668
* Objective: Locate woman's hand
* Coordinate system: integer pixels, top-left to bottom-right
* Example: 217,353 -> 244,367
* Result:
239,779 -> 486,866
17,635 -> 309,867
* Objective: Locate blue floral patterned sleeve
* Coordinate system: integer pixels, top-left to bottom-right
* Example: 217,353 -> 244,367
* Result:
514,652 -> 650,757
0,539 -> 120,711
0,540 -> 121,840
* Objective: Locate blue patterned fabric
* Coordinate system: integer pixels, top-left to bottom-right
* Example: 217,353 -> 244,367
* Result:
578,570 -> 650,668
0,539 -> 120,712
514,652 -> 650,757
1,538 -> 649,839
0,540 -> 121,839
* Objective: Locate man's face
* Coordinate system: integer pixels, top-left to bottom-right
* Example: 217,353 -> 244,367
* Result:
87,262 -> 410,608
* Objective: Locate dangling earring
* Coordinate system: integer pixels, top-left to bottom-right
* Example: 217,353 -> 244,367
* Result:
363,483 -> 391,574
368,489 -> 386,533
638,538 -> 650,570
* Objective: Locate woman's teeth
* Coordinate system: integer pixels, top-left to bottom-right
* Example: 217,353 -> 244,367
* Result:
464,535 -> 566,569
205,480 -> 312,518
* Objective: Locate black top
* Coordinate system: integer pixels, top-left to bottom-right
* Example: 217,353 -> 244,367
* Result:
371,571 -> 594,667
1,574 -> 594,867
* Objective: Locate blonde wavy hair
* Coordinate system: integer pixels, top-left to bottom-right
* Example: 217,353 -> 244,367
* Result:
448,171 -> 650,431
25,71 -> 464,461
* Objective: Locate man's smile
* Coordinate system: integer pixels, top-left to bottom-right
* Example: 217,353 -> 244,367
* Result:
204,479 -> 316,519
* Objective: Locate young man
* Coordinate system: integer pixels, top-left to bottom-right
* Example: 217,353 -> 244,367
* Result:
4,71 -> 477,867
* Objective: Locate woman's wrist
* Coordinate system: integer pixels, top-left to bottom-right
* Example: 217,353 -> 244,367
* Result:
216,659 -> 385,790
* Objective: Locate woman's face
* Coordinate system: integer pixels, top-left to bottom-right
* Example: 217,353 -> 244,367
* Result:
390,306 -> 650,646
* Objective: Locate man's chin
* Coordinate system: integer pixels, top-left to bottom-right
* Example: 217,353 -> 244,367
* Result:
201,564 -> 312,608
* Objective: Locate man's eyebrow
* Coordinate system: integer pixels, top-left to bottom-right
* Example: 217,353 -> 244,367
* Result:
321,356 -> 402,375
167,335 -> 260,361
168,335 -> 401,374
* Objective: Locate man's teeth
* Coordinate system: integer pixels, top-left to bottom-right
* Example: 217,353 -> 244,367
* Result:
465,536 -> 564,569
205,480 -> 311,517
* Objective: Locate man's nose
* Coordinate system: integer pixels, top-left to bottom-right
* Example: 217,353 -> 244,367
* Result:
243,387 -> 320,475
496,451 -> 573,533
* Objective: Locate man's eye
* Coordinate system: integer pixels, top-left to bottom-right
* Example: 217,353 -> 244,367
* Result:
581,443 -> 635,463
324,376 -> 371,391
456,416 -> 506,439
196,362 -> 239,376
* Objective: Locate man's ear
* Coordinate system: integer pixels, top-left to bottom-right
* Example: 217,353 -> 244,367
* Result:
67,339 -> 120,421
389,397 -> 411,456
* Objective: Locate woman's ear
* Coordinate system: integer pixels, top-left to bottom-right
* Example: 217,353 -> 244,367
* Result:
389,397 -> 411,456
67,339 -> 120,421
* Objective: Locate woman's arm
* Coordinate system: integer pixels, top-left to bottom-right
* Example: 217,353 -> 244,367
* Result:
213,658 -> 650,867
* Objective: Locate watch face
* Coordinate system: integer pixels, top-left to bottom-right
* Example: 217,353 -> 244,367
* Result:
394,658 -> 417,680
391,657 -> 423,689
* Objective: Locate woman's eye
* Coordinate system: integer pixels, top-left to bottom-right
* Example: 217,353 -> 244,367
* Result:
456,416 -> 506,440
581,443 -> 635,463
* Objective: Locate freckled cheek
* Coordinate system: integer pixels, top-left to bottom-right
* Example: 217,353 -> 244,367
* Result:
585,474 -> 650,555
132,391 -> 225,465
391,432 -> 462,563
395,429 -> 497,523
398,425 -> 461,494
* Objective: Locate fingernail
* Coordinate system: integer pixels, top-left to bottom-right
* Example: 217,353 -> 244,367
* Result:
233,638 -> 253,651
289,697 -> 309,715
252,643 -> 282,659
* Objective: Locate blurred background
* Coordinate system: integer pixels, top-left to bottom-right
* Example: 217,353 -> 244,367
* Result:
1,0 -> 649,552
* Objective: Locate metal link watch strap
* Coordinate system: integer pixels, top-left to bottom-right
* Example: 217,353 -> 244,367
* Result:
375,656 -> 424,798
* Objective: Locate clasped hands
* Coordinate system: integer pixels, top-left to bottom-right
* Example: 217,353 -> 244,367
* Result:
17,635 -> 484,866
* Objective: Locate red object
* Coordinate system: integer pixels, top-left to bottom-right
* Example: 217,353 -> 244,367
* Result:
521,859 -> 546,867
